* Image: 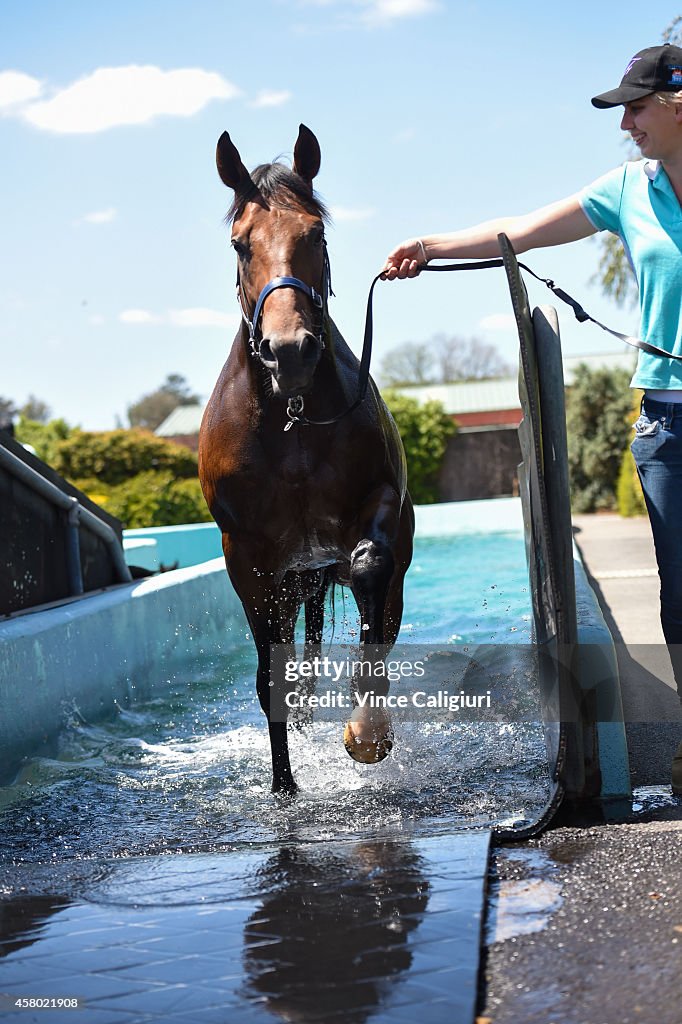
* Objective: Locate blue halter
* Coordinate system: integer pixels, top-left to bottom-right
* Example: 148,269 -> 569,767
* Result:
237,243 -> 332,361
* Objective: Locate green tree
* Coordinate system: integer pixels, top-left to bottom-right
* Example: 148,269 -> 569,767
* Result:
382,390 -> 456,504
15,416 -> 72,463
565,365 -> 633,512
127,373 -> 201,431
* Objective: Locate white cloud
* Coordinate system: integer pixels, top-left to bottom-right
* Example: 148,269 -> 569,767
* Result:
19,65 -> 240,134
296,0 -> 439,25
119,307 -> 238,329
478,313 -> 517,332
292,0 -> 436,27
329,205 -> 375,222
360,0 -> 440,25
0,71 -> 42,111
251,89 -> 292,108
82,208 -> 117,225
120,309 -> 162,325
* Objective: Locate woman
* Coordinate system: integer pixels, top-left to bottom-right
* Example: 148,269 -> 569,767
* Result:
384,44 -> 682,795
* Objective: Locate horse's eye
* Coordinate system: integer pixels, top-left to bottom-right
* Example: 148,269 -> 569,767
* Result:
231,238 -> 248,259
310,226 -> 324,247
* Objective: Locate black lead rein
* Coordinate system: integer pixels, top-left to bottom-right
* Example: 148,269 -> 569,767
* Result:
287,249 -> 679,430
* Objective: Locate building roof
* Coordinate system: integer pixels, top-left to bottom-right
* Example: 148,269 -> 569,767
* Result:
155,350 -> 637,434
156,404 -> 204,437
393,379 -> 520,414
393,350 -> 636,414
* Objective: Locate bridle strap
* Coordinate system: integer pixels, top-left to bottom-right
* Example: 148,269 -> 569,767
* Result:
238,275 -> 325,357
237,240 -> 334,365
253,276 -> 323,335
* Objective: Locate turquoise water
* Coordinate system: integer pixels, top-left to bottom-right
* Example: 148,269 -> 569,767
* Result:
0,532 -> 550,879
400,533 -> 531,643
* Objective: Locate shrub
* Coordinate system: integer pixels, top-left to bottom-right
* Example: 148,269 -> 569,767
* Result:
616,392 -> 647,517
14,416 -> 73,463
382,390 -> 457,504
52,429 -> 198,486
617,446 -> 647,517
565,365 -> 633,512
73,471 -> 212,529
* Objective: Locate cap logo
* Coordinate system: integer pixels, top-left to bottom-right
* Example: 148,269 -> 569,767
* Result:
623,56 -> 642,76
669,65 -> 682,85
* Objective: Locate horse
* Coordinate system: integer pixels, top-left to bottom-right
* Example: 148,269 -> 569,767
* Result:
198,124 -> 414,795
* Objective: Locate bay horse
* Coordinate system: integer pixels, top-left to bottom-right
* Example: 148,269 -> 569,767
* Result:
198,125 -> 414,795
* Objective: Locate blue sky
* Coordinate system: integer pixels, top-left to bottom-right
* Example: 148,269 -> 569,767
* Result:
1,1 -> 675,428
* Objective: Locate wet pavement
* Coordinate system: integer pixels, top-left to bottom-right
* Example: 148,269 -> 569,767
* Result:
483,804 -> 682,1024
572,512 -> 682,788
481,514 -> 682,1024
0,832 -> 489,1024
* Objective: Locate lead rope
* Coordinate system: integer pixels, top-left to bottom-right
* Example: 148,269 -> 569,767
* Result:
284,239 -> 680,432
419,252 -> 681,361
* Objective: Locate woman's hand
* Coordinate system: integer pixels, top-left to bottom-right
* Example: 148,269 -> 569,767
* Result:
382,238 -> 428,279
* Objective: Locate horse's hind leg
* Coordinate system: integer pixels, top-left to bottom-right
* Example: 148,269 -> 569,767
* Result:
285,571 -> 327,729
345,494 -> 414,764
304,570 -> 327,658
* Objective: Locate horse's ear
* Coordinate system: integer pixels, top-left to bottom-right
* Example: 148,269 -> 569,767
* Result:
293,124 -> 321,188
216,131 -> 250,191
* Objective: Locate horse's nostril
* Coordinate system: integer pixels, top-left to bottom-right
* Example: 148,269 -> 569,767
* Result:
299,333 -> 319,366
259,339 -> 277,366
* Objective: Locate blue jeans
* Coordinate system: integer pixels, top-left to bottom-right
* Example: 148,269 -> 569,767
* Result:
631,396 -> 682,699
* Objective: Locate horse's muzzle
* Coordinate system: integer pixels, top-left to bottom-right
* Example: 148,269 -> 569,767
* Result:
259,332 -> 322,397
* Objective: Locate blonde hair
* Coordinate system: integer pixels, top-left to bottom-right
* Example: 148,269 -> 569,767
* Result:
656,89 -> 682,107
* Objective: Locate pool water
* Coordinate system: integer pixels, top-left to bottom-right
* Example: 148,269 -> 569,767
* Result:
0,532 -> 550,884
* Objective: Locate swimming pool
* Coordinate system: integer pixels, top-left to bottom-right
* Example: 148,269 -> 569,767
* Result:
0,530 -> 550,878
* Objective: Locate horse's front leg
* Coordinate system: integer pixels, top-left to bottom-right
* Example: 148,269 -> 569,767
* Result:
252,620 -> 299,796
225,545 -> 299,796
344,490 -> 406,764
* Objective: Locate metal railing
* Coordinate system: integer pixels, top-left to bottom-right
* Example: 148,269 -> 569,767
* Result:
0,443 -> 132,596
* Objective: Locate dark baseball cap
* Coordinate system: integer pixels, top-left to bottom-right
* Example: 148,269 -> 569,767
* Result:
591,44 -> 682,108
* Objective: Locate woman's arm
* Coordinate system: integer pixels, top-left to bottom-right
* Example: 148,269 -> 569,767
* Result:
383,194 -> 597,279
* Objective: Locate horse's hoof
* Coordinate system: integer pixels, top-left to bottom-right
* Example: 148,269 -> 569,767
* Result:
343,719 -> 394,764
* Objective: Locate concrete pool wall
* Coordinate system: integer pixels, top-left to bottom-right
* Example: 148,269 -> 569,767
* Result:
0,497 -> 629,805
122,497 -> 526,570
0,558 -> 243,778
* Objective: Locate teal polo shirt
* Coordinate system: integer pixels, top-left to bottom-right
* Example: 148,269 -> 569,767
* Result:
580,159 -> 682,389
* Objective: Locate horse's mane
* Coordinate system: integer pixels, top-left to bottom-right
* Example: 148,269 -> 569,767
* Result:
226,162 -> 330,224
